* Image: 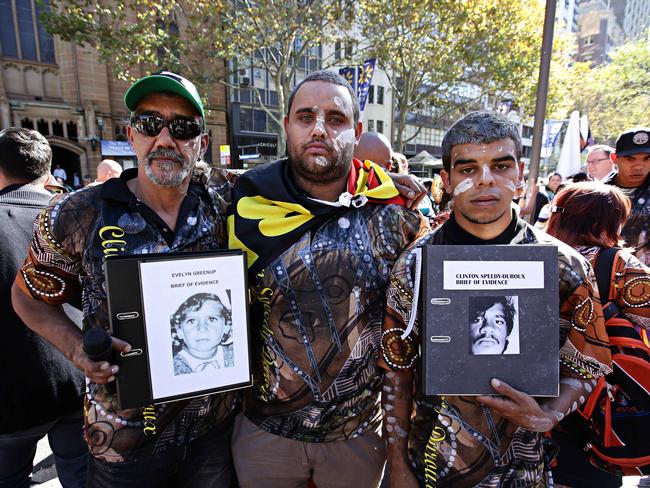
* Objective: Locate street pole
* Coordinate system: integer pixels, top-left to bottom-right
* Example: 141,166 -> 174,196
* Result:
526,0 -> 556,223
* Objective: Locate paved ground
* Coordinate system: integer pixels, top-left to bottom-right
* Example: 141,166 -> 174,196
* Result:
32,437 -> 61,487
31,436 -> 644,487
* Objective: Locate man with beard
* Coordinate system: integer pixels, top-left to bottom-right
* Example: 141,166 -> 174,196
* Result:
605,127 -> 650,265
228,70 -> 429,487
380,111 -> 612,487
12,71 -> 237,487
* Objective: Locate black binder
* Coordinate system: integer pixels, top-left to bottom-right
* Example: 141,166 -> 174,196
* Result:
105,250 -> 252,409
420,244 -> 559,396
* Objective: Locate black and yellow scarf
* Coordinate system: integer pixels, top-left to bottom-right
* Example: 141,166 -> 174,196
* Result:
227,158 -> 404,275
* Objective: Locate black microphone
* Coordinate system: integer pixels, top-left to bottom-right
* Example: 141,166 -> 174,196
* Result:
83,328 -> 117,392
83,328 -> 114,363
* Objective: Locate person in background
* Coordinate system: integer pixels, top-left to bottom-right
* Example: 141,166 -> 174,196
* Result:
72,172 -> 81,189
94,159 -> 123,184
545,181 -> 650,488
535,183 -> 567,229
0,128 -> 87,488
52,163 -> 67,182
604,127 -> 650,265
568,172 -> 593,183
546,172 -> 563,200
586,145 -> 616,181
353,131 -> 393,171
518,173 -> 549,223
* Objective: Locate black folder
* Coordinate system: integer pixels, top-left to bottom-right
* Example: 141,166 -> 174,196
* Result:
105,250 -> 252,409
420,244 -> 559,396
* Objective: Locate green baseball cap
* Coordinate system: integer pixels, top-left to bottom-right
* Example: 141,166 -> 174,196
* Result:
124,71 -> 205,124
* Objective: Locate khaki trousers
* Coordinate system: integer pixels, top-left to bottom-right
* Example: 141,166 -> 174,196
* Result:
231,413 -> 386,488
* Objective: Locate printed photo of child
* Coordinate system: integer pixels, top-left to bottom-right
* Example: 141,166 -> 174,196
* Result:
170,292 -> 234,376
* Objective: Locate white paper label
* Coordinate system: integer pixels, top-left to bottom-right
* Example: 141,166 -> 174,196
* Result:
443,261 -> 544,290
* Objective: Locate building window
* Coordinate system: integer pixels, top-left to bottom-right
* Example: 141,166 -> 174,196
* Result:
377,86 -> 385,105
240,108 -> 268,133
0,0 -> 56,63
376,120 -> 384,134
0,0 -> 18,57
583,36 -> 594,46
344,41 -> 353,58
37,119 -> 49,135
367,119 -> 374,132
367,85 -> 374,104
36,0 -> 55,63
52,119 -> 63,137
21,117 -> 34,129
253,109 -> 266,133
66,121 -> 78,142
16,0 -> 37,61
334,41 -> 341,61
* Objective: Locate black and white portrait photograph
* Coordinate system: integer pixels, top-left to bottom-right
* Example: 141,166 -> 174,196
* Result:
134,252 -> 251,402
468,295 -> 520,355
171,292 -> 235,376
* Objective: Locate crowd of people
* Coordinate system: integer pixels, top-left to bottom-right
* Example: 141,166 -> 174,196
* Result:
0,69 -> 648,488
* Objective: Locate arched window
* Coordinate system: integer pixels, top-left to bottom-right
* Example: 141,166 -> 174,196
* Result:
37,119 -> 49,135
0,0 -> 56,63
21,118 -> 34,129
52,119 -> 64,137
66,121 -> 78,142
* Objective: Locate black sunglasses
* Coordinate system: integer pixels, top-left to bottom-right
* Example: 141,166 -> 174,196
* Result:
130,114 -> 203,140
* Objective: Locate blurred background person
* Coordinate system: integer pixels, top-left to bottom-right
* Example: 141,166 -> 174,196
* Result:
586,145 -> 616,181
0,128 -> 86,488
94,159 -> 123,184
52,163 -> 67,183
545,181 -> 650,488
546,172 -> 563,200
72,172 -> 81,189
353,131 -> 393,171
605,127 -> 650,266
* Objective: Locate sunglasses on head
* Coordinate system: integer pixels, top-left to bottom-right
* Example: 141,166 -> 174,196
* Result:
130,114 -> 203,140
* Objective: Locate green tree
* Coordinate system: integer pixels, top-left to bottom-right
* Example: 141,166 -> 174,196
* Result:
554,33 -> 650,143
357,0 -> 546,152
41,0 -> 356,156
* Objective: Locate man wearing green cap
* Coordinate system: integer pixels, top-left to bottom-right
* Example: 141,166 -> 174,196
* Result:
12,71 -> 238,486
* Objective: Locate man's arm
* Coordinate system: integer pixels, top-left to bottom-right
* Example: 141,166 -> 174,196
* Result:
11,283 -> 129,384
476,376 -> 597,432
383,370 -> 418,488
477,263 -> 612,431
387,172 -> 427,209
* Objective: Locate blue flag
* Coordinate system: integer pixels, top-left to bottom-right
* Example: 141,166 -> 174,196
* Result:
357,59 -> 376,111
339,59 -> 376,111
338,67 -> 357,93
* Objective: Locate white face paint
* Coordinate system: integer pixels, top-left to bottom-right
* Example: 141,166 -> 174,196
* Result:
334,96 -> 344,108
482,164 -> 491,181
314,156 -> 328,167
504,180 -> 517,192
332,128 -> 356,166
453,177 -> 474,196
314,114 -> 326,134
